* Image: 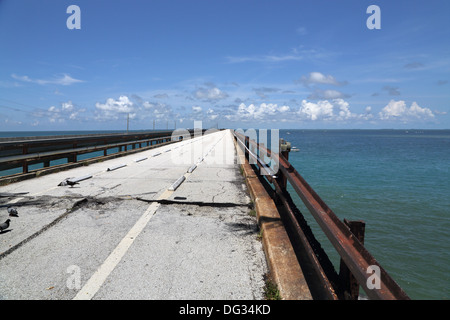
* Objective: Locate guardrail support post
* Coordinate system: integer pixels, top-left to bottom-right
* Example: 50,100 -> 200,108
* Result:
22,146 -> 28,173
22,161 -> 28,174
245,136 -> 250,162
278,140 -> 290,191
68,153 -> 77,163
339,219 -> 366,300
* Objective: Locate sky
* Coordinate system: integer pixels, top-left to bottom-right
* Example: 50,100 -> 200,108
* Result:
0,0 -> 449,131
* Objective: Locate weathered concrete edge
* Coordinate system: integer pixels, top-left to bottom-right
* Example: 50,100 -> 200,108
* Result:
234,139 -> 312,300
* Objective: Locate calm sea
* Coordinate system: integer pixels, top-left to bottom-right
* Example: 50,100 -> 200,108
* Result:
281,129 -> 449,300
1,129 -> 449,299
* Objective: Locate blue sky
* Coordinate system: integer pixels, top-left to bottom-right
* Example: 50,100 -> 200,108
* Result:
0,0 -> 449,131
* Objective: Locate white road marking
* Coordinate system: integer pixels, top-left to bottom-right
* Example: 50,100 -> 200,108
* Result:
73,195 -> 168,300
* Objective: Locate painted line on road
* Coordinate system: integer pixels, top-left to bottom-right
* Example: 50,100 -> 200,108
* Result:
74,170 -> 196,300
73,201 -> 160,300
73,138 -> 197,299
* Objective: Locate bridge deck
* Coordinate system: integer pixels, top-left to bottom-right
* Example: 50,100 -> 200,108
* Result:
0,130 -> 268,299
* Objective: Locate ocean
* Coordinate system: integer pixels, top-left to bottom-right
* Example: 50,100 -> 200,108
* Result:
280,129 -> 449,300
1,129 -> 449,299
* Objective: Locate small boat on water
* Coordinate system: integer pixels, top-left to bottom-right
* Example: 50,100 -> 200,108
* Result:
291,146 -> 300,152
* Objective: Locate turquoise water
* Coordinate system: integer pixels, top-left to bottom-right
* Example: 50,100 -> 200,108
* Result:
281,130 -> 449,300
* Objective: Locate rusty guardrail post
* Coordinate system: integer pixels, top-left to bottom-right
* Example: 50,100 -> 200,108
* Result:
277,139 -> 291,191
245,136 -> 250,162
22,145 -> 28,174
339,219 -> 366,299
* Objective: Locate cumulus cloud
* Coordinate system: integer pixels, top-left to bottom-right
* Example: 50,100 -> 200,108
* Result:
35,101 -> 85,123
232,102 -> 290,121
206,108 -> 219,120
298,72 -> 347,86
193,83 -> 228,101
298,100 -> 334,121
94,95 -> 181,124
192,106 -> 203,113
95,95 -> 135,120
298,99 -> 372,121
142,101 -> 174,120
378,100 -> 434,120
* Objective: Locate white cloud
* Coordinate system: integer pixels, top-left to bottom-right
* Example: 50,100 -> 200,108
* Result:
142,101 -> 174,120
11,73 -> 83,86
62,101 -> 74,111
299,72 -> 346,86
226,46 -> 331,64
233,102 -> 290,121
54,74 -> 84,86
193,85 -> 228,101
34,100 -> 85,123
192,106 -> 203,113
298,99 -> 372,121
95,95 -> 135,120
299,100 -> 334,121
378,100 -> 434,120
408,102 -> 434,118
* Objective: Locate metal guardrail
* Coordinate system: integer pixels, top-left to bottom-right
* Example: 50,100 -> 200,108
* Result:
0,130 -> 202,177
233,131 -> 410,300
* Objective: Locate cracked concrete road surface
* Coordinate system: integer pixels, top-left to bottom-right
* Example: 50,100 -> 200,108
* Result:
0,129 -> 268,300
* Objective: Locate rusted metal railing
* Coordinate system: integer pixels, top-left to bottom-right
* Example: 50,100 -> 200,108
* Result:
233,131 -> 409,300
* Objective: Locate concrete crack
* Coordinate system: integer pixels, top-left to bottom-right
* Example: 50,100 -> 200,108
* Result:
135,197 -> 250,208
0,197 -> 88,261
